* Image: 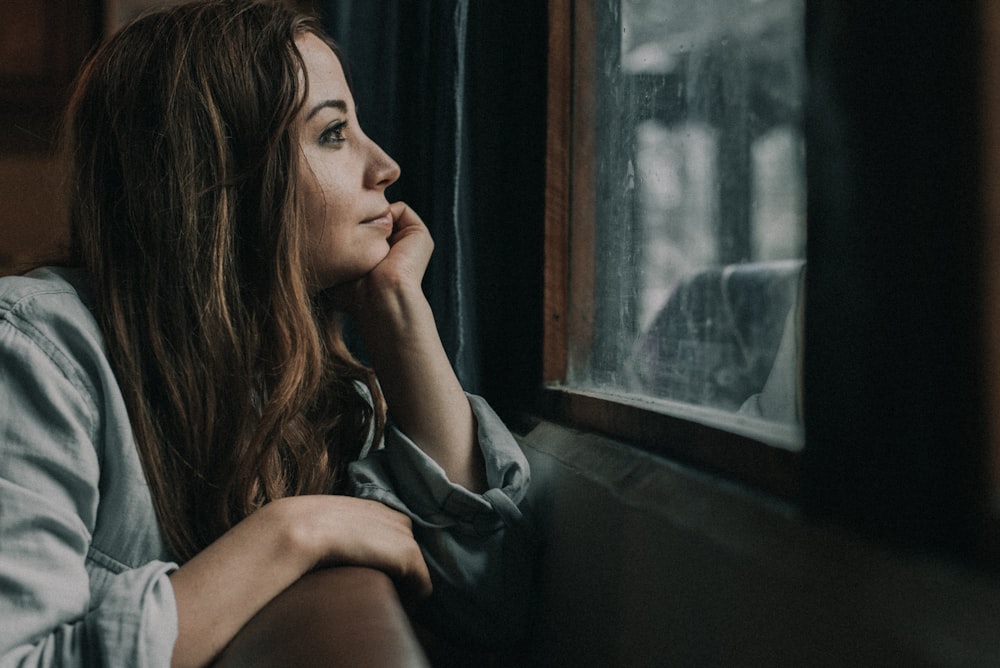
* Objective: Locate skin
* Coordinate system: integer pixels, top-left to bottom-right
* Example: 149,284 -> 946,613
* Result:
296,33 -> 401,289
168,34 -> 486,667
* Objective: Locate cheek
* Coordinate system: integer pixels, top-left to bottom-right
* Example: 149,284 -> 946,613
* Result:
301,178 -> 341,244
302,171 -> 348,230
298,160 -> 323,221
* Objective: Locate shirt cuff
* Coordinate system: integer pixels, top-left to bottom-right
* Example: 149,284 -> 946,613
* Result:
347,394 -> 530,534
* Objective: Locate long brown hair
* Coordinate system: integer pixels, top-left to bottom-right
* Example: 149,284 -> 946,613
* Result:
64,0 -> 384,562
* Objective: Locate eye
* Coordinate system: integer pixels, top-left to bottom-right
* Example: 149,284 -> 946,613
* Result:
319,120 -> 347,147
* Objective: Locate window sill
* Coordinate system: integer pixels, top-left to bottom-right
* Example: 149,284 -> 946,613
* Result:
538,386 -> 801,498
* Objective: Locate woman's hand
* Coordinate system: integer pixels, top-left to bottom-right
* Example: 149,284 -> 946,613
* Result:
169,495 -> 430,668
367,201 -> 434,294
327,202 -> 433,319
284,495 -> 432,600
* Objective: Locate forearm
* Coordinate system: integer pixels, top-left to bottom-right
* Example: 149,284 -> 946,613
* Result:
356,284 -> 485,492
168,500 -> 312,668
168,494 -> 431,667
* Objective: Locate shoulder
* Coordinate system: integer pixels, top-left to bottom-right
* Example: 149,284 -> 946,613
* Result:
0,267 -> 107,401
0,266 -> 102,348
0,266 -> 95,325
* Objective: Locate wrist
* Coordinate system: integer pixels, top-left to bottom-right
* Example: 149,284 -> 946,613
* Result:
354,282 -> 432,336
263,497 -> 322,574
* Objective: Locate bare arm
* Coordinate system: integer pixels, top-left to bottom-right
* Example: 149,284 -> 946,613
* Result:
334,202 -> 487,492
168,495 -> 430,668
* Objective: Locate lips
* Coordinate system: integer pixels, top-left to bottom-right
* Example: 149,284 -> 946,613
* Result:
361,208 -> 393,226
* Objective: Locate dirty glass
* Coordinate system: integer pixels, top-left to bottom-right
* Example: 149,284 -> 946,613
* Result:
565,0 -> 806,445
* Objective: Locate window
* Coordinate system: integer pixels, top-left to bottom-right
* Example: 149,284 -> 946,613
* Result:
544,0 -> 999,553
544,0 -> 805,488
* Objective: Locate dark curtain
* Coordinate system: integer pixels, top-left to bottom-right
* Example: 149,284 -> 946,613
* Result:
318,1 -> 547,417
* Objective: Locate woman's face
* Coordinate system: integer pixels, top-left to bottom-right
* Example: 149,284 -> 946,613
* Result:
295,33 -> 401,289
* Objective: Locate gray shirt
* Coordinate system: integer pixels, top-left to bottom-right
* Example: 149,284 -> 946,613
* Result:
0,267 -> 531,666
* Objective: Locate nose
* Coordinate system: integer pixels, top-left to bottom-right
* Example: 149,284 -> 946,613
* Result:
366,139 -> 401,190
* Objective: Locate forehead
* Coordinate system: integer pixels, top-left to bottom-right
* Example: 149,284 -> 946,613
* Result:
295,33 -> 351,106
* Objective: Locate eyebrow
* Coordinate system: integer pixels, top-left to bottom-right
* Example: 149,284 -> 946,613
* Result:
306,99 -> 348,121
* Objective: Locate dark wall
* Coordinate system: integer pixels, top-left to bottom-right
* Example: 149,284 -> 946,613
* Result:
803,1 -> 990,553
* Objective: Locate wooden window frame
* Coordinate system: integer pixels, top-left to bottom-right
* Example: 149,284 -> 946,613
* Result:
542,0 -> 800,498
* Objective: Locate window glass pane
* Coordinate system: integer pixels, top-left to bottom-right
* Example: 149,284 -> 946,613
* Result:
566,0 -> 806,443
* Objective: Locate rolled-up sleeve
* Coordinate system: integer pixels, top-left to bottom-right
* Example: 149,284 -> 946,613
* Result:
0,285 -> 178,667
346,394 -> 534,649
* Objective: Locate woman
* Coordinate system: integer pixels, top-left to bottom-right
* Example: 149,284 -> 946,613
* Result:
0,1 -> 531,665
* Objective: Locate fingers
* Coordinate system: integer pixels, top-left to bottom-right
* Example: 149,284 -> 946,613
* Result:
346,501 -> 433,601
389,200 -> 411,223
299,496 -> 432,600
388,201 -> 420,229
386,201 -> 432,248
357,202 -> 432,296
394,540 -> 433,604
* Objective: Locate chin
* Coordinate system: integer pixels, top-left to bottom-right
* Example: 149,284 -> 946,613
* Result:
316,252 -> 391,289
